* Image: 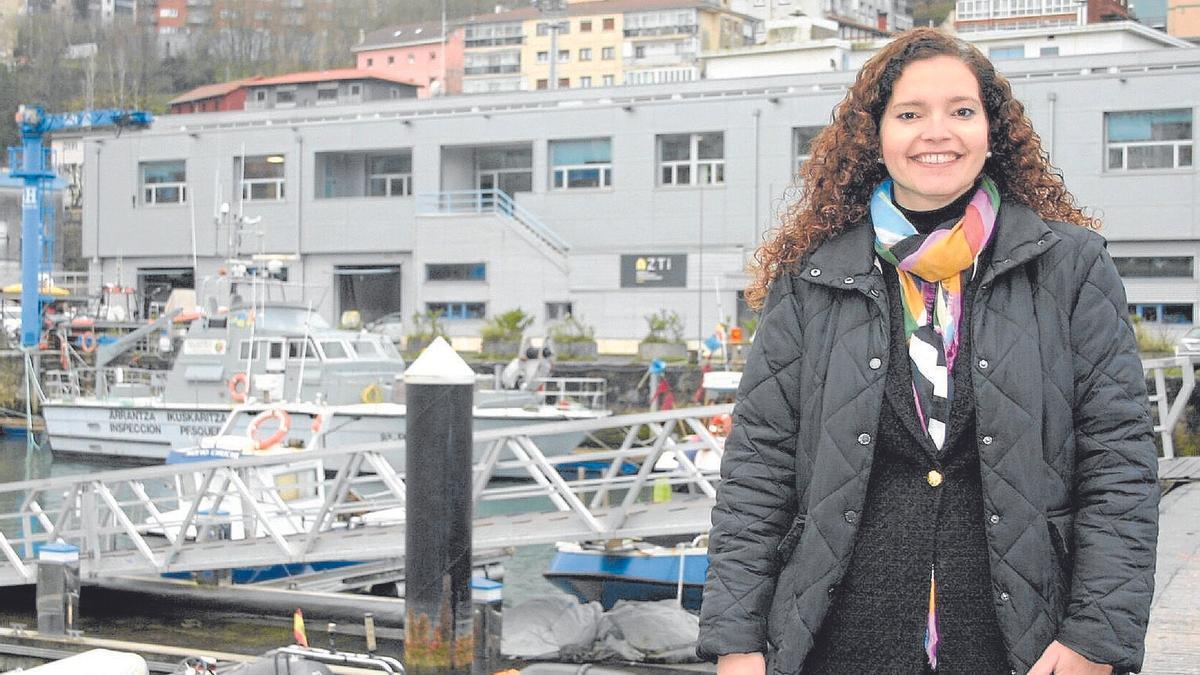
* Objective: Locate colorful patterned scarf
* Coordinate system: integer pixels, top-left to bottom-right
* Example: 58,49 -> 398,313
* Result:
870,176 -> 1000,670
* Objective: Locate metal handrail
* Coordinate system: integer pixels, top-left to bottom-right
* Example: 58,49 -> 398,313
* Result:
0,405 -> 732,586
415,190 -> 570,255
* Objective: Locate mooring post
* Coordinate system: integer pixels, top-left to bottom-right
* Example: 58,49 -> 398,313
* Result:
471,578 -> 503,674
36,543 -> 80,635
404,337 -> 476,675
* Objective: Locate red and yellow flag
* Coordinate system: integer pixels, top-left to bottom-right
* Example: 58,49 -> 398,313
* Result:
293,608 -> 309,647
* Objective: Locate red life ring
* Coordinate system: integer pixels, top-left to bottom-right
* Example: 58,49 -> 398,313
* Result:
227,372 -> 250,402
80,331 -> 98,353
247,408 -> 291,451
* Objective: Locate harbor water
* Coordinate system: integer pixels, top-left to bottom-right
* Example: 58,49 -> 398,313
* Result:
0,432 -> 568,656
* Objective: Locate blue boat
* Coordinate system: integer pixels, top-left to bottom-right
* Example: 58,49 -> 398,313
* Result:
544,538 -> 708,611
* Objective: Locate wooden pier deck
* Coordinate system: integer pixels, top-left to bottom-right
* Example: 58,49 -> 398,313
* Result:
1144,468 -> 1200,674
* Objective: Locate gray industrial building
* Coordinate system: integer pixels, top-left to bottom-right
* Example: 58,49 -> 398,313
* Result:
79,47 -> 1200,350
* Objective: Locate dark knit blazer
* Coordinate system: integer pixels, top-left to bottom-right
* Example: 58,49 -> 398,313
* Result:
801,263 -> 1011,674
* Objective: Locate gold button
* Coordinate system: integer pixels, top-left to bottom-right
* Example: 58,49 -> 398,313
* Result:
927,470 -> 944,487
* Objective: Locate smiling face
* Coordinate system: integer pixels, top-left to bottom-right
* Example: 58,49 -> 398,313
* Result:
879,55 -> 990,211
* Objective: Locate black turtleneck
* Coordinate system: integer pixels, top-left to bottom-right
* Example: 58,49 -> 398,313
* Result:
895,178 -> 983,234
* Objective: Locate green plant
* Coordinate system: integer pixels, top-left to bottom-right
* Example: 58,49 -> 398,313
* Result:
549,315 -> 596,344
1131,315 -> 1174,354
741,316 -> 759,340
643,309 -> 684,344
480,308 -> 533,342
408,309 -> 449,343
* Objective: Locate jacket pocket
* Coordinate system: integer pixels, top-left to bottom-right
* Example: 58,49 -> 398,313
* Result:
774,514 -> 807,568
1046,507 -> 1075,613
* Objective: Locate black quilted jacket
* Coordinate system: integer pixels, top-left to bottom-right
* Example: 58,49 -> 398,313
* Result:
697,203 -> 1160,674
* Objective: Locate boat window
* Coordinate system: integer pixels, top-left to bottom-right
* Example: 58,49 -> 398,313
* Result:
287,338 -> 319,360
256,307 -> 332,331
378,339 -> 403,361
351,339 -> 382,359
320,340 -> 349,359
273,468 -> 320,502
238,340 -> 263,359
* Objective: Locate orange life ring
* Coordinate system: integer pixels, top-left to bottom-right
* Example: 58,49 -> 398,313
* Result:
173,310 -> 203,323
247,408 -> 291,451
227,372 -> 249,402
79,331 -> 98,353
310,414 -> 323,434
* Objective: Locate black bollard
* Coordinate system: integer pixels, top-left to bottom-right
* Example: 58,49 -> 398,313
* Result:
404,337 -> 476,675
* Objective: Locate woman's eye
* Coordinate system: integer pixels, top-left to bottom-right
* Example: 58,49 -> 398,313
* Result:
955,107 -> 977,118
898,111 -> 918,120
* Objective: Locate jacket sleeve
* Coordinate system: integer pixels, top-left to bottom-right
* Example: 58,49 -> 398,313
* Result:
697,275 -> 803,661
1056,238 -> 1159,672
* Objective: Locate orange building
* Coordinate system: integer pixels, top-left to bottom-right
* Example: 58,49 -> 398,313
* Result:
1168,0 -> 1200,39
353,20 -> 465,98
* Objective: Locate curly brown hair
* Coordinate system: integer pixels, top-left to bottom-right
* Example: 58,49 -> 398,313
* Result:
745,27 -> 1099,309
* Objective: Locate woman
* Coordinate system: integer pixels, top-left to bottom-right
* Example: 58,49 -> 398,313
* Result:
698,28 -> 1158,675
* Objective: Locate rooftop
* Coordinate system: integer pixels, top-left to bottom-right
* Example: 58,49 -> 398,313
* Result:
354,20 -> 450,52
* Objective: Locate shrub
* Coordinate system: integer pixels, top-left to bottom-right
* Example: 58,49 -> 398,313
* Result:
480,308 -> 533,342
549,315 -> 596,344
643,309 -> 684,344
409,309 -> 449,343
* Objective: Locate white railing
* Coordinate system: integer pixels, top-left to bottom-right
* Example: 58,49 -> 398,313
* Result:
1145,355 -> 1195,459
0,405 -> 731,587
415,190 -> 570,256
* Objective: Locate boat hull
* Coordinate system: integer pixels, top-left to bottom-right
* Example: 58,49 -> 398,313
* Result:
42,400 -> 598,475
544,546 -> 708,611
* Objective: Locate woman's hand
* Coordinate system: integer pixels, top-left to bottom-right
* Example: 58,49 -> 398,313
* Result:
716,652 -> 766,675
1028,640 -> 1114,675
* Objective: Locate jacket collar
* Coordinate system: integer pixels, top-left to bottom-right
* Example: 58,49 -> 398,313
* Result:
796,200 -> 1061,291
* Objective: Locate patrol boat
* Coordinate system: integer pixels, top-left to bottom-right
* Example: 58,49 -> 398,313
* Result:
40,265 -> 608,462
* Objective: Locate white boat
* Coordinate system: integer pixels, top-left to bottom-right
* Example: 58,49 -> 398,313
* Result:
40,264 -> 609,463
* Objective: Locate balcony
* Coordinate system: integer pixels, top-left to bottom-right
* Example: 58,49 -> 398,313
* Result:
463,64 -> 521,76
623,24 -> 699,38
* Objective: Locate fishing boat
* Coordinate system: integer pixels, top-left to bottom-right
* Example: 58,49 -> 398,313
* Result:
39,263 -> 609,462
544,537 -> 708,611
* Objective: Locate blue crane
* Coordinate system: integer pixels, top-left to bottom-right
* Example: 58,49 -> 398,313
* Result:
9,105 -> 152,348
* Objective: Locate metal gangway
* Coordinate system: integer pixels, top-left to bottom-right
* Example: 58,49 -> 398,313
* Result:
0,405 -> 732,588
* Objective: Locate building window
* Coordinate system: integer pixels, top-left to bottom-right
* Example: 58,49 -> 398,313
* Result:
1112,256 -> 1194,278
367,57 -> 374,66
551,138 -> 612,189
426,263 -> 486,281
558,49 -> 569,63
793,126 -> 823,174
477,146 -> 533,194
536,79 -> 548,90
430,51 -> 437,60
634,45 -> 645,59
408,53 -> 415,63
580,20 -> 592,32
317,86 -> 338,104
1129,303 -> 1194,324
275,87 -> 296,105
546,301 -> 573,320
1105,109 -> 1193,171
658,132 -> 724,186
579,47 -> 592,61
988,46 -> 1024,60
602,74 -> 614,86
603,17 -> 615,30
367,153 -> 413,197
388,55 -> 395,64
350,84 -> 361,95
141,160 -> 187,205
255,90 -> 267,102
558,77 -> 569,88
464,49 -> 521,75
537,50 -> 548,63
580,75 -> 592,88
238,155 -> 285,201
426,302 -> 486,320
1040,46 -> 1059,56
601,46 -> 615,60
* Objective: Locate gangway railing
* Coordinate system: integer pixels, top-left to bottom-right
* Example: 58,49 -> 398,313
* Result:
1144,355 -> 1195,459
415,190 -> 570,257
0,405 -> 732,587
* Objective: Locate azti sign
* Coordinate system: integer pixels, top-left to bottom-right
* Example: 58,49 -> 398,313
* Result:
620,254 -> 687,288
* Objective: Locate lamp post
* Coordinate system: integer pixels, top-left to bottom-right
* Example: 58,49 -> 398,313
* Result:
533,0 -> 567,90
